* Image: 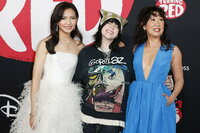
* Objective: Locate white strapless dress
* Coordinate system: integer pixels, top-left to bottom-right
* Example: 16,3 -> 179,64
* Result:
10,52 -> 82,133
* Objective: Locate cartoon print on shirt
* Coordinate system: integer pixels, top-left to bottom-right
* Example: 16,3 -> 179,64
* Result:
85,65 -> 128,113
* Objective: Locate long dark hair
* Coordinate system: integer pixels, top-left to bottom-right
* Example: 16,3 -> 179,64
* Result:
134,6 -> 171,50
46,2 -> 82,54
93,18 -> 122,50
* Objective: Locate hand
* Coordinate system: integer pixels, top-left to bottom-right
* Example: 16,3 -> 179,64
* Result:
162,93 -> 175,106
164,75 -> 174,90
118,41 -> 125,47
29,114 -> 36,130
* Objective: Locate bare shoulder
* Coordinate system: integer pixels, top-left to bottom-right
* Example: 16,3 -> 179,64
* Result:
36,38 -> 49,54
173,45 -> 182,55
172,45 -> 182,62
74,40 -> 85,51
77,43 -> 85,52
174,45 -> 181,51
118,41 -> 125,47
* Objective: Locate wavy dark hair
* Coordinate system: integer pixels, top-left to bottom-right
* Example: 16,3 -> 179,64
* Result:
134,6 -> 171,50
46,2 -> 82,54
93,18 -> 122,50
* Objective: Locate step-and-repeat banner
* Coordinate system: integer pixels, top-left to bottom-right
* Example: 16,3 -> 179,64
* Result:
0,0 -> 199,132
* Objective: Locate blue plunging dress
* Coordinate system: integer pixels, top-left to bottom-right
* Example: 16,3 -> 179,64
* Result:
123,43 -> 176,133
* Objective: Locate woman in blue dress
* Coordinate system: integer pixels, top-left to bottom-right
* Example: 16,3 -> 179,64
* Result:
123,6 -> 184,133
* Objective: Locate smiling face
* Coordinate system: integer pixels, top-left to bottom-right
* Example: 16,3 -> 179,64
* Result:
58,8 -> 78,34
143,12 -> 164,39
101,21 -> 120,41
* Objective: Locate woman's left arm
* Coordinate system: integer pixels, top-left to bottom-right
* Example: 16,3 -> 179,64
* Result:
163,46 -> 184,106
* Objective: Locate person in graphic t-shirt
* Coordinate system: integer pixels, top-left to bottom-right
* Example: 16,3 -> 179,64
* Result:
73,9 -> 134,133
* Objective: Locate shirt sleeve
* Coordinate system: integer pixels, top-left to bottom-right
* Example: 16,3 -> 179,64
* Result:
72,48 -> 87,86
124,45 -> 135,82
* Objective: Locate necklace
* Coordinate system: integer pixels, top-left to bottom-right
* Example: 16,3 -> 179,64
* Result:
98,47 -> 111,61
59,37 -> 73,41
59,37 -> 74,44
59,38 -> 68,41
98,47 -> 111,53
59,39 -> 73,46
59,40 -> 65,45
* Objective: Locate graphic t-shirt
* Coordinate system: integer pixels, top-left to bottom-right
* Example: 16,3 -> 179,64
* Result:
73,44 -> 134,127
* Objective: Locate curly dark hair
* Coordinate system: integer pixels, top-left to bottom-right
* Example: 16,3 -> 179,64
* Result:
46,2 -> 82,54
93,18 -> 122,50
134,6 -> 171,50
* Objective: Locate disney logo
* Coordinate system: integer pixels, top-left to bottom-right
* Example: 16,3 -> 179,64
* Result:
0,94 -> 20,118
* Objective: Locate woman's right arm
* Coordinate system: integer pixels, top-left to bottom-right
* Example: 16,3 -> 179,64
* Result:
30,40 -> 47,129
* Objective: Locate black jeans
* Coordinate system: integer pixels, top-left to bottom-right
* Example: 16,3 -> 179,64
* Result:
83,123 -> 122,133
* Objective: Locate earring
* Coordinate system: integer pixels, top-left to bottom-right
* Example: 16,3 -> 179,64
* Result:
56,25 -> 58,32
143,27 -> 146,30
73,28 -> 75,32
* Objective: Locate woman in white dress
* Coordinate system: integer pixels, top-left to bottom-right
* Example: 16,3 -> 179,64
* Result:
10,2 -> 84,133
